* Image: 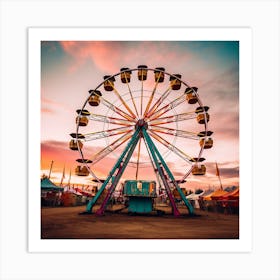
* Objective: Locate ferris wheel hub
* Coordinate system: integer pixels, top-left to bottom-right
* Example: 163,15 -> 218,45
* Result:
135,119 -> 148,130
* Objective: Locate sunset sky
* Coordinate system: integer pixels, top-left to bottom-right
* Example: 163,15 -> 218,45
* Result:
41,41 -> 239,190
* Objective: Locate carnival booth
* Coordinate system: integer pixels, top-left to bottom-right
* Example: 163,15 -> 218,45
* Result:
41,177 -> 64,207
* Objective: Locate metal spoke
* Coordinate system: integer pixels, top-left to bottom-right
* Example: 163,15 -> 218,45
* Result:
149,126 -> 200,140
124,78 -> 139,118
145,82 -> 175,119
148,130 -> 194,164
89,131 -> 134,164
140,79 -> 144,117
148,111 -> 197,126
88,113 -> 135,126
148,94 -> 186,121
99,95 -> 136,122
82,126 -> 134,141
109,81 -> 137,119
143,75 -> 161,117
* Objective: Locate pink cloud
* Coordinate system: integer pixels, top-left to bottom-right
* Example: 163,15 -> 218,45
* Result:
59,41 -> 194,76
41,108 -> 53,114
60,41 -> 123,73
41,95 -> 72,114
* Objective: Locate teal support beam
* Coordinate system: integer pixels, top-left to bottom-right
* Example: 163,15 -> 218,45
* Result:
85,128 -> 140,213
143,129 -> 194,215
142,128 -> 181,216
95,130 -> 140,215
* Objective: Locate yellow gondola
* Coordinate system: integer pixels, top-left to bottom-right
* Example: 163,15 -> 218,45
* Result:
154,67 -> 165,82
88,90 -> 102,106
192,165 -> 206,175
199,138 -> 213,149
169,74 -> 182,90
76,115 -> 88,126
75,165 -> 89,176
69,139 -> 83,150
137,65 -> 148,81
120,67 -> 132,83
197,113 -> 210,124
195,106 -> 210,124
103,75 -> 116,91
185,87 -> 198,104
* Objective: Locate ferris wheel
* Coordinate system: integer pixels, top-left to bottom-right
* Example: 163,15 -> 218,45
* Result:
69,66 -> 213,216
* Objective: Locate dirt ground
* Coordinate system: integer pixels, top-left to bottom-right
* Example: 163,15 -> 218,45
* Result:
41,205 -> 239,239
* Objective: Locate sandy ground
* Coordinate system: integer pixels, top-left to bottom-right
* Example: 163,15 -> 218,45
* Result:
41,205 -> 239,239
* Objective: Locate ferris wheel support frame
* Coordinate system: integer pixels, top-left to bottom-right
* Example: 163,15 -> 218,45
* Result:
82,122 -> 194,216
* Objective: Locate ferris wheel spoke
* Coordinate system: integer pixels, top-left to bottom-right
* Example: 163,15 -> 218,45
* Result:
145,81 -> 176,119
148,94 -> 186,121
109,81 -> 137,119
89,131 -> 134,164
143,77 -> 160,117
125,80 -> 139,118
88,113 -> 135,126
140,80 -> 144,117
148,130 -> 194,164
82,126 -> 134,141
148,111 -> 196,126
149,126 -> 200,140
135,138 -> 142,180
100,96 -> 136,122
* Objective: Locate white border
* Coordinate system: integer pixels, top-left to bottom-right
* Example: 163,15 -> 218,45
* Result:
1,1 -> 279,279
28,27 -> 252,253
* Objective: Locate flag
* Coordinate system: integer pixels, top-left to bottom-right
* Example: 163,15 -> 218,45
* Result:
48,160 -> 54,179
62,165 -> 65,179
60,164 -> 65,186
215,162 -> 220,177
68,169 -> 72,185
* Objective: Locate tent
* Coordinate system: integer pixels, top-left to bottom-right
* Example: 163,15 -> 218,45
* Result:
228,188 -> 239,200
41,177 -> 64,191
186,191 -> 205,208
216,187 -> 239,200
213,188 -> 239,214
195,189 -> 214,210
198,189 -> 214,199
41,177 -> 64,206
203,189 -> 228,201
